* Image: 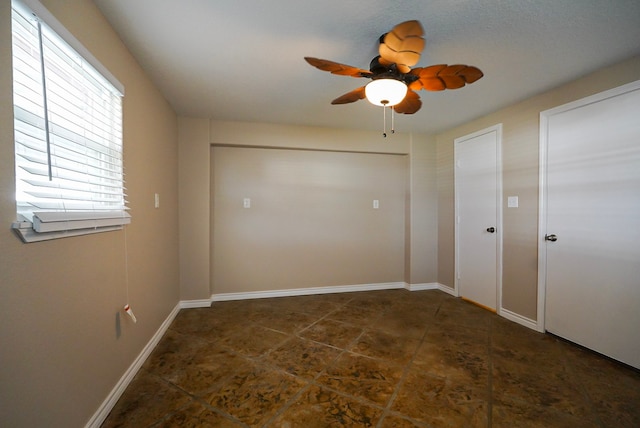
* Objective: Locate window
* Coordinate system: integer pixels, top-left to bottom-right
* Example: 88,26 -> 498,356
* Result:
10,0 -> 128,242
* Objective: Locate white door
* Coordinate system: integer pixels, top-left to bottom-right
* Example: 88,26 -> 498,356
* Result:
540,81 -> 640,369
455,125 -> 502,311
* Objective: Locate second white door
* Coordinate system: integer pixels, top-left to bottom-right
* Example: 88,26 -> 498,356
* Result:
455,125 -> 502,311
541,81 -> 640,369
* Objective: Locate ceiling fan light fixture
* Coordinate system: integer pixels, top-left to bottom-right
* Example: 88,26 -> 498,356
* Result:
365,78 -> 407,107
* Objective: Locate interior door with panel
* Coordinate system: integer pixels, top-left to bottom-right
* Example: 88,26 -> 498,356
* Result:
540,81 -> 640,369
455,124 -> 502,311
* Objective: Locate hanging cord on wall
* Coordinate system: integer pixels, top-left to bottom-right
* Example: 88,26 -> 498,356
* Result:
122,224 -> 137,323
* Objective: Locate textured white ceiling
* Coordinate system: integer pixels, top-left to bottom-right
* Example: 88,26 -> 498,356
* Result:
93,0 -> 640,134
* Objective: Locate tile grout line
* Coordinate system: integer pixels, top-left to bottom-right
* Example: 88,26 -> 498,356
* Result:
555,339 -> 606,428
160,315 -> 318,427
375,300 -> 444,428
487,316 -> 494,428
147,368 -> 251,428
260,300 -> 414,425
168,295 -> 474,427
259,300 -> 372,427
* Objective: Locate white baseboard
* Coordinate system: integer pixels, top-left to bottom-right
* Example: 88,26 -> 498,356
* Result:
436,283 -> 458,296
210,282 -> 454,302
500,307 -> 539,331
405,282 -> 439,291
211,282 -> 407,302
179,299 -> 212,308
85,303 -> 181,428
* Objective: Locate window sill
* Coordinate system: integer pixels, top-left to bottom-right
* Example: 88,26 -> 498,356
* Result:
12,222 -> 125,243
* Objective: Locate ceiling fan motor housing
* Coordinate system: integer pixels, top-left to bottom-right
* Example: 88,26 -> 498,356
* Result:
368,56 -> 419,86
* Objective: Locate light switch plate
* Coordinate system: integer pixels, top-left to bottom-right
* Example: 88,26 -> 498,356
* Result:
243,198 -> 251,208
373,199 -> 379,209
507,196 -> 519,208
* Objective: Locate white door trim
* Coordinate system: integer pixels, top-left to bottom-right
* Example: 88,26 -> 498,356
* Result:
454,124 -> 503,313
537,79 -> 640,333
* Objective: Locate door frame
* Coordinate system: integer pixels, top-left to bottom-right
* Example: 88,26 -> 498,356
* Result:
537,79 -> 640,333
454,124 -> 503,313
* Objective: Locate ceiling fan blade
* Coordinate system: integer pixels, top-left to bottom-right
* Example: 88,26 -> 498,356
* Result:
390,20 -> 425,40
304,57 -> 372,78
379,20 -> 425,73
409,65 -> 447,91
459,65 -> 484,84
439,65 -> 467,89
331,86 -> 366,104
382,32 -> 425,58
394,90 -> 422,114
410,64 -> 483,91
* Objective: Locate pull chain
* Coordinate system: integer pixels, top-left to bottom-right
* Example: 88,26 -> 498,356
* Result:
383,105 -> 387,137
391,106 -> 395,134
380,102 -> 397,138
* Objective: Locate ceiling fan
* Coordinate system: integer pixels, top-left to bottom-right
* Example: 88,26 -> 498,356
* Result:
304,20 -> 483,120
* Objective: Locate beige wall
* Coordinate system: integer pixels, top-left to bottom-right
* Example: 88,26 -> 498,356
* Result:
407,134 -> 438,284
436,55 -> 640,320
178,120 -> 438,299
0,0 -> 179,426
178,117 -> 211,300
212,146 -> 407,293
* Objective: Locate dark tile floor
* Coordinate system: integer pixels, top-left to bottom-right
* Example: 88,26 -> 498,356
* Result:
102,289 -> 640,427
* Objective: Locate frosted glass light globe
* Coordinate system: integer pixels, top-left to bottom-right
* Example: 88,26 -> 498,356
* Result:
365,79 -> 407,106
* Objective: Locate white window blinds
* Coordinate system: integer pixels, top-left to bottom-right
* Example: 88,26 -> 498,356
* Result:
11,0 -> 129,242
